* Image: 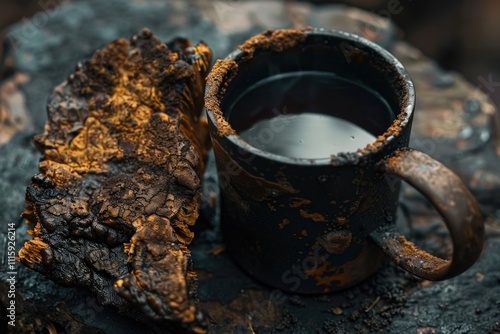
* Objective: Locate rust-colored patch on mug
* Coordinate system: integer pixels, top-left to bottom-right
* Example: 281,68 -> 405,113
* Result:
279,218 -> 290,229
299,209 -> 326,222
205,58 -> 238,137
318,230 -> 353,255
290,197 -> 311,208
330,107 -> 411,166
393,236 -> 449,271
336,217 -> 348,225
238,28 -> 310,60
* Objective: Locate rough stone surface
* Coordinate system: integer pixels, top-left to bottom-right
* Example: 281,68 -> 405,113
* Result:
1,1 -> 499,333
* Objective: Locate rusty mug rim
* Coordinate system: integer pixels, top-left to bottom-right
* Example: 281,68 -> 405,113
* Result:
205,28 -> 416,166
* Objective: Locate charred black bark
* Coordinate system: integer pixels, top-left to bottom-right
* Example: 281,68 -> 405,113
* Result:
18,29 -> 212,333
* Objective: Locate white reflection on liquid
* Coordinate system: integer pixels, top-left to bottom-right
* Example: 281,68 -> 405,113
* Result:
239,113 -> 376,159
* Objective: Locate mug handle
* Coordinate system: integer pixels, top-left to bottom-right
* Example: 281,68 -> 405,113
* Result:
369,148 -> 484,280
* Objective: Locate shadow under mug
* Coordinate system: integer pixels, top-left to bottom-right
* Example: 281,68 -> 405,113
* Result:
204,28 -> 484,293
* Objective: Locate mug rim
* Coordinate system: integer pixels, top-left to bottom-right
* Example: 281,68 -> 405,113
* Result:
205,28 -> 416,166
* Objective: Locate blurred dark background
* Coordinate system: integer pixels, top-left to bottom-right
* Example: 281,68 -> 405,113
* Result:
1,0 -> 499,107
306,0 -> 500,108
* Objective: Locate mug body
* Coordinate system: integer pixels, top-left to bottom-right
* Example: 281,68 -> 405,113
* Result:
205,28 -> 415,293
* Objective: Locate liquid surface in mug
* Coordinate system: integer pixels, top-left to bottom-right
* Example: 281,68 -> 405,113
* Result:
227,71 -> 394,159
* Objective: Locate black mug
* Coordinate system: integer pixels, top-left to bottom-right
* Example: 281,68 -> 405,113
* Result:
204,28 -> 484,293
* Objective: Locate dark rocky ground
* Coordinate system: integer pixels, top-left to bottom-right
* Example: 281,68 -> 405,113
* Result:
0,1 -> 499,333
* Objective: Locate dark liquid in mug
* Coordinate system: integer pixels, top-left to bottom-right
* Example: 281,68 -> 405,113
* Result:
226,71 -> 395,159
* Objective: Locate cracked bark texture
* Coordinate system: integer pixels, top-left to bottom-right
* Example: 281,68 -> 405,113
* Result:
17,29 -> 212,333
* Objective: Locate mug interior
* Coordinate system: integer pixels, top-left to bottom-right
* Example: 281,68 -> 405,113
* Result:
209,29 -> 415,165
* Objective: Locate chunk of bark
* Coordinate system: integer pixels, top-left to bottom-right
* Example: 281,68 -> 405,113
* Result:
17,28 -> 212,333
